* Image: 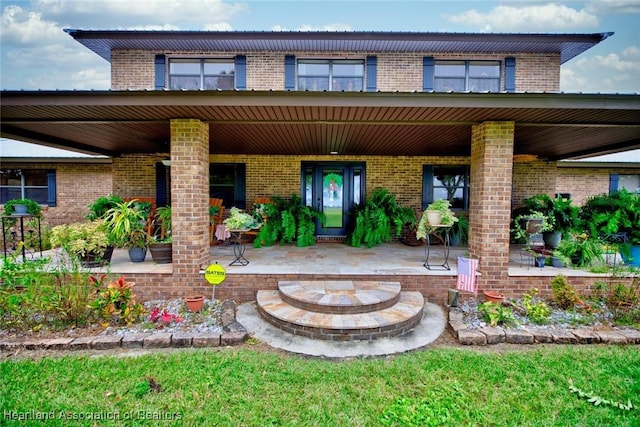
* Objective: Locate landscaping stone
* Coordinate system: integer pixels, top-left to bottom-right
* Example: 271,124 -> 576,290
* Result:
68,336 -> 95,350
221,331 -> 247,346
92,335 -> 122,350
595,331 -> 627,344
504,329 -> 534,344
171,333 -> 193,347
570,328 -> 601,344
448,320 -> 467,338
458,330 -> 487,346
550,329 -> 578,344
143,333 -> 172,348
478,327 -> 505,344
122,333 -> 152,349
43,338 -> 75,350
192,333 -> 221,348
448,307 -> 464,322
224,321 -> 247,333
221,300 -> 237,326
616,329 -> 640,344
523,328 -> 554,344
0,341 -> 22,351
23,340 -> 45,350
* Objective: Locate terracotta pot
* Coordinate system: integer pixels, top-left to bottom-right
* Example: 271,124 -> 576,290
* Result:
185,295 -> 205,312
484,290 -> 504,304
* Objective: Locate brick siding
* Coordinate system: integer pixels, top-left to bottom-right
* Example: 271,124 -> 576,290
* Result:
112,50 -> 562,93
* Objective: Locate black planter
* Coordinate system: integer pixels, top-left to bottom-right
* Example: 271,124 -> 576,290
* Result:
80,246 -> 114,268
149,242 -> 172,264
128,246 -> 147,263
535,256 -> 546,268
543,231 -> 562,248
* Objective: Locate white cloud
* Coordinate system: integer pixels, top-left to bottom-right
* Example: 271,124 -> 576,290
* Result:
585,0 -> 640,15
561,45 -> 640,93
32,0 -> 247,29
271,23 -> 353,32
0,5 -> 65,47
445,3 -> 598,32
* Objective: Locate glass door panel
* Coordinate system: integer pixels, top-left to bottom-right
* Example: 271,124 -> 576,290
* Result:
323,170 -> 344,228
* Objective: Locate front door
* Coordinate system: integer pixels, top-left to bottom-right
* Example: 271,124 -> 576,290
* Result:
302,162 -> 365,236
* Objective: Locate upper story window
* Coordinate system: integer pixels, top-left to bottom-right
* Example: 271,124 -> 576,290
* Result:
434,60 -> 500,92
1,169 -> 54,205
297,60 -> 364,91
169,59 -> 235,90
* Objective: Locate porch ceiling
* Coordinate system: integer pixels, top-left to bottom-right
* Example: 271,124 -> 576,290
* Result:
1,90 -> 639,160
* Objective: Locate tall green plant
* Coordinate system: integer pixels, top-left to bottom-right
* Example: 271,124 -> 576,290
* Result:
346,188 -> 416,248
86,195 -> 124,220
580,189 -> 640,244
103,200 -> 148,248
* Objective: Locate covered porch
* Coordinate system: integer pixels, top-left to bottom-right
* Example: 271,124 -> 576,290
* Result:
77,242 -> 609,305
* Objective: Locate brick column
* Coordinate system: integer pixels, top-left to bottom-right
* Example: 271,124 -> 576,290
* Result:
170,119 -> 209,294
469,121 -> 515,291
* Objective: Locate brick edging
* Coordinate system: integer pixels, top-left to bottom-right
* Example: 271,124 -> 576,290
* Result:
448,307 -> 640,346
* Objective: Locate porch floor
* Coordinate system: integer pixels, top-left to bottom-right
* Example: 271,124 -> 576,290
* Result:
74,241 -> 605,279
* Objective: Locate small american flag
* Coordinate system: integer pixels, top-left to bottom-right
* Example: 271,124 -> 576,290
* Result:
456,257 -> 479,295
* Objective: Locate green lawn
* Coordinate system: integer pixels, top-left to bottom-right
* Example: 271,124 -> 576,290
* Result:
1,345 -> 638,426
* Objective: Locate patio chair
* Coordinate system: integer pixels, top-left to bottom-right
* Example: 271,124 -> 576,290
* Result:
209,198 -> 226,245
122,197 -> 156,236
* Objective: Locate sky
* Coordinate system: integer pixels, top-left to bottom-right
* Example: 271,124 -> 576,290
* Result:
0,0 -> 639,160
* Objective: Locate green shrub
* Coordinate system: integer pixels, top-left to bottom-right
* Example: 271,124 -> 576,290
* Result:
478,301 -> 518,327
551,275 -> 581,309
522,288 -> 551,324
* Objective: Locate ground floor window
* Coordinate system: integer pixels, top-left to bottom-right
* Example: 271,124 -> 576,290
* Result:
422,165 -> 469,210
210,163 -> 246,208
611,174 -> 640,194
0,168 -> 55,206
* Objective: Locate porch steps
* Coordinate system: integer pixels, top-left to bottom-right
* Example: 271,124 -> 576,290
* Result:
256,280 -> 424,341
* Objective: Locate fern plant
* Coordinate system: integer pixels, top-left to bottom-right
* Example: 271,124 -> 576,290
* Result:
346,188 -> 416,248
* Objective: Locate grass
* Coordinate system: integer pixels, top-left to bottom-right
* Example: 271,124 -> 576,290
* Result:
1,345 -> 639,426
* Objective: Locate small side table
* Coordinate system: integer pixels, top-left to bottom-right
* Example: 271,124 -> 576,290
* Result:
423,225 -> 451,270
228,229 -> 250,266
2,214 -> 42,260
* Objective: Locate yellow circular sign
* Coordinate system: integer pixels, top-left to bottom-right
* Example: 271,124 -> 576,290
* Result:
204,263 -> 226,285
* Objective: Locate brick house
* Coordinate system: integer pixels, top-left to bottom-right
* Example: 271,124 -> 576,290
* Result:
1,30 -> 639,301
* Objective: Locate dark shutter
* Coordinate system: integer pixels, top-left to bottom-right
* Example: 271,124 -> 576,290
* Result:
609,174 -> 619,194
235,55 -> 247,90
505,57 -> 516,93
423,57 -> 435,92
422,165 -> 434,210
366,56 -> 377,92
284,55 -> 296,91
156,162 -> 168,207
154,55 -> 165,90
46,170 -> 56,207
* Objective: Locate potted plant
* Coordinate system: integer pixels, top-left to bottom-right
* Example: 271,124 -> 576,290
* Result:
3,198 -> 42,217
416,199 -> 458,241
556,232 -> 604,268
149,206 -> 172,264
50,220 -> 114,267
185,295 -> 205,312
104,200 -> 149,262
346,188 -> 414,248
449,211 -> 469,246
86,194 -> 124,221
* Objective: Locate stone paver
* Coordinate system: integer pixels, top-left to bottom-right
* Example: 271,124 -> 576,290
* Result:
458,330 -> 487,345
222,331 -> 247,346
43,338 -> 75,350
550,329 -> 578,344
448,320 -> 467,338
504,329 -> 534,344
616,329 -> 640,344
143,333 -> 172,348
478,327 -> 505,344
122,333 -> 152,349
595,331 -> 627,344
523,328 -> 554,344
171,333 -> 193,347
192,333 -> 221,348
571,328 -> 601,344
92,335 -> 123,350
68,336 -> 95,350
